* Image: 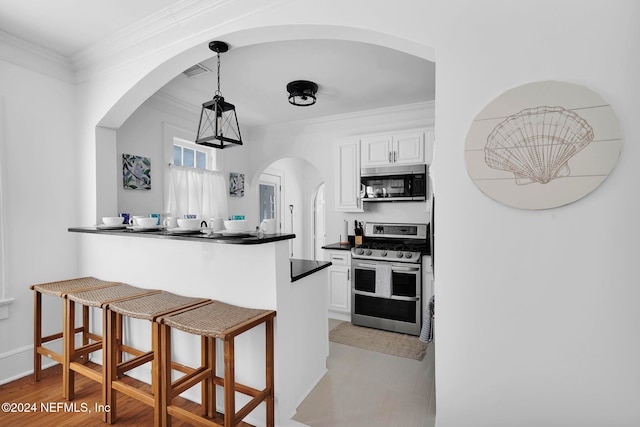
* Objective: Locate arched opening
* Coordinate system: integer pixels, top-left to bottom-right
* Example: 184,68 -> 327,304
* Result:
92,24 -> 435,223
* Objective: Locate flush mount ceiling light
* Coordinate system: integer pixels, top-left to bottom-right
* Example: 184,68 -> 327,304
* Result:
195,41 -> 242,149
287,80 -> 318,107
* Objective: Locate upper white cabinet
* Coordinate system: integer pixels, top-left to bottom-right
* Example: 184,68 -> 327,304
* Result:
334,138 -> 363,212
360,134 -> 393,166
334,128 -> 434,212
361,128 -> 432,167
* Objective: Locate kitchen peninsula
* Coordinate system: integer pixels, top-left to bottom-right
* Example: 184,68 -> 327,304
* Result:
68,226 -> 330,426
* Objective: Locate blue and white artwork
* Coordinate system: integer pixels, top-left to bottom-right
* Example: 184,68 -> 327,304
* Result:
123,154 -> 151,190
229,172 -> 244,197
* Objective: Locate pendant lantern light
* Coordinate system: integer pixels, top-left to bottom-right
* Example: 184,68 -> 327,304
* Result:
195,41 -> 243,149
287,80 -> 318,106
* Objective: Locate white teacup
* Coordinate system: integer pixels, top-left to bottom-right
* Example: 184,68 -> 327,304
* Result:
102,216 -> 124,226
260,219 -> 277,234
130,217 -> 158,228
177,218 -> 201,231
163,216 -> 178,229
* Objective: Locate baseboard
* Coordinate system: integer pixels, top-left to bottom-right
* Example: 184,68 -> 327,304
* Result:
288,366 -> 328,419
328,311 -> 350,322
0,343 -> 59,385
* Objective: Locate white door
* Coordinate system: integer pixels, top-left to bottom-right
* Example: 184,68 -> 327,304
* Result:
259,170 -> 283,232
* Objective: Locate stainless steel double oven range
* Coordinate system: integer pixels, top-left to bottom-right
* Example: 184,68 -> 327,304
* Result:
350,222 -> 428,336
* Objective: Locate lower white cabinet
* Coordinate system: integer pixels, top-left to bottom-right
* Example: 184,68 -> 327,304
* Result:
325,250 -> 352,320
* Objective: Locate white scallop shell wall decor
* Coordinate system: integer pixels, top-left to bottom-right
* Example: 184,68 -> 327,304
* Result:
465,81 -> 621,209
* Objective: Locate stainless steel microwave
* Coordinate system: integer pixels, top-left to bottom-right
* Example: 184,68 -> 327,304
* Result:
361,164 -> 427,202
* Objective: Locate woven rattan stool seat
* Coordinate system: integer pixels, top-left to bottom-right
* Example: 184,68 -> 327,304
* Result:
161,300 -> 273,339
66,284 -> 160,307
107,291 -> 210,321
31,276 -> 119,297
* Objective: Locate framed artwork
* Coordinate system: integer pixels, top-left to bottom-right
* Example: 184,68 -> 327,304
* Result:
465,81 -> 621,209
123,154 -> 151,190
229,172 -> 245,197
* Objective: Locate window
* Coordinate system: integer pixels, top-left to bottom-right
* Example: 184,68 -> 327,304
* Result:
173,141 -> 211,170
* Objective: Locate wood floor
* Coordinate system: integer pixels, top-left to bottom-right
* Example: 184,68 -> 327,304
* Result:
0,362 -> 252,426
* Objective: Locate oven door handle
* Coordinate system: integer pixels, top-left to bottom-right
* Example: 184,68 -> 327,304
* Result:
355,263 -> 420,271
354,263 -> 377,269
391,265 -> 420,272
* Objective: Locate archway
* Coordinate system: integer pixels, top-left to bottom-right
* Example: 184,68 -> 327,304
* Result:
91,23 -> 435,221
251,157 -> 324,259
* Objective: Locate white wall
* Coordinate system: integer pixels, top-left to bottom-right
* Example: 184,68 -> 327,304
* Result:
0,58 -> 79,381
432,1 -> 640,426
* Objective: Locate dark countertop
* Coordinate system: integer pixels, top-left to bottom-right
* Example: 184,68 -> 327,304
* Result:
69,226 -> 295,245
290,259 -> 332,283
321,242 -> 354,251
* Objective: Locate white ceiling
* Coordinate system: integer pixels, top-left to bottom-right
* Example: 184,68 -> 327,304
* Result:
0,0 -> 435,127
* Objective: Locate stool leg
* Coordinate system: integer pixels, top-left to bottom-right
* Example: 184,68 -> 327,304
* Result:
202,336 -> 216,419
63,298 -> 75,400
223,338 -> 235,427
161,324 -> 172,427
33,290 -> 42,382
105,309 -> 117,424
81,305 -> 90,364
101,307 -> 109,423
152,321 -> 162,427
266,317 -> 275,427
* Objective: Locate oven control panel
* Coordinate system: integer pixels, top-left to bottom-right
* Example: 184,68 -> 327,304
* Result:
351,247 -> 421,263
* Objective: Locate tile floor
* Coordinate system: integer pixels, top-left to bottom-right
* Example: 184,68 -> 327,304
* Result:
292,319 -> 436,427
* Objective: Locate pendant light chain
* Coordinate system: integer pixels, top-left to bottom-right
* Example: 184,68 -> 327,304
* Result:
215,52 -> 222,97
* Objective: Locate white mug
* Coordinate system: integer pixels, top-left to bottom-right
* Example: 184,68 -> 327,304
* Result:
260,219 -> 277,234
209,217 -> 224,231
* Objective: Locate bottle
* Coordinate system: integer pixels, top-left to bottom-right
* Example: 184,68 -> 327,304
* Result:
355,221 -> 363,246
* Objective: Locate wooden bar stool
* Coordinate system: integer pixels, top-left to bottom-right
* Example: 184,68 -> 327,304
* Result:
63,283 -> 161,410
158,300 -> 276,427
105,291 -> 211,425
31,276 -> 120,398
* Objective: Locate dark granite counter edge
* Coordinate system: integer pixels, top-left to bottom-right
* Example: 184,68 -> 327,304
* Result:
321,242 -> 354,251
290,259 -> 332,283
69,227 -> 295,245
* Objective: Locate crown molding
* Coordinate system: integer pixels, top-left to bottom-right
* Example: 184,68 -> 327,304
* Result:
0,30 -> 74,83
146,90 -> 201,120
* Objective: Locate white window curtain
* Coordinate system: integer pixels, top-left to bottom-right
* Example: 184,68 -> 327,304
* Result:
168,165 -> 228,219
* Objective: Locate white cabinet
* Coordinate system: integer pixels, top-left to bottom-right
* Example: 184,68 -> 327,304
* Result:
360,134 -> 393,166
334,138 -> 363,212
325,250 -> 352,320
361,129 -> 427,167
395,131 -> 425,164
